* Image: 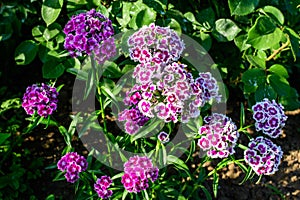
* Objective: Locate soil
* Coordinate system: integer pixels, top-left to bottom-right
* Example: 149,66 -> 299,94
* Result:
17,73 -> 300,199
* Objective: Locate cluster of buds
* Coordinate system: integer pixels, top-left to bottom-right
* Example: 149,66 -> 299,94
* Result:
121,156 -> 159,193
128,23 -> 184,64
63,9 -> 115,62
22,83 -> 59,118
252,98 -> 287,138
94,175 -> 113,199
197,113 -> 239,158
244,136 -> 283,175
57,152 -> 88,183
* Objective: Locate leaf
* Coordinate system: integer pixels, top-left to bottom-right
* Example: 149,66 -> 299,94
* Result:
246,16 -> 283,50
268,74 -> 290,96
42,0 -> 63,26
131,119 -> 164,142
42,61 -> 65,79
279,87 -> 300,110
284,27 -> 300,61
255,84 -> 277,101
184,12 -> 199,24
241,68 -> 266,93
0,133 -> 10,145
32,25 -> 46,42
213,172 -> 219,198
268,64 -> 289,78
196,7 -> 215,28
262,5 -> 284,25
234,34 -> 251,51
212,19 -> 241,42
103,62 -> 123,78
14,40 -> 39,65
166,18 -> 182,35
228,0 -> 259,16
245,55 -> 266,69
136,8 -> 157,28
43,23 -> 62,41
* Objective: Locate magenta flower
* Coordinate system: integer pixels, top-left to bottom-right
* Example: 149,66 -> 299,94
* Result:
22,83 -> 58,118
158,131 -> 169,143
121,156 -> 159,193
57,152 -> 88,183
94,175 -> 113,199
128,23 -> 185,64
244,136 -> 283,175
252,98 -> 287,138
63,9 -> 114,59
197,113 -> 239,159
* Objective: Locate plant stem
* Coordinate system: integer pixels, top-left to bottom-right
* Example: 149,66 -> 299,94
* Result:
266,37 -> 290,61
97,86 -> 108,134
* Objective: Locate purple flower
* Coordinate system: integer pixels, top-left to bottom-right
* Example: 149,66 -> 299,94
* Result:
122,155 -> 158,193
63,9 -> 114,58
57,152 -> 88,183
22,83 -> 59,118
158,131 -> 169,143
244,136 -> 283,175
128,23 -> 185,64
94,175 -> 113,199
252,98 -> 287,138
197,113 -> 239,159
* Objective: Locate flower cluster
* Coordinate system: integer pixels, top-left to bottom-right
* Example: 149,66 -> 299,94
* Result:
63,9 -> 114,58
244,136 -> 283,175
94,37 -> 117,64
197,113 -> 239,158
94,175 -> 113,199
121,156 -> 159,193
57,152 -> 88,183
252,98 -> 287,138
128,23 -> 184,64
22,83 -> 59,118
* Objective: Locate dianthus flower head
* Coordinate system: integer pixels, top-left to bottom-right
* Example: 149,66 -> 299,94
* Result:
244,136 -> 283,175
252,98 -> 287,138
128,23 -> 185,64
158,131 -> 169,143
22,83 -> 58,118
197,113 -> 239,159
94,175 -> 113,199
121,155 -> 158,193
63,9 -> 114,58
57,152 -> 88,183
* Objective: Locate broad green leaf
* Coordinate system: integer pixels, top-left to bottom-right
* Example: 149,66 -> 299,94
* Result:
97,3 -> 109,17
268,74 -> 290,96
255,84 -> 277,101
136,8 -> 157,28
194,32 -> 212,51
103,62 -> 123,78
268,64 -> 289,78
262,6 -> 284,25
228,0 -> 259,16
0,133 -> 10,145
184,12 -> 199,24
32,25 -> 46,42
196,7 -> 215,28
284,27 -> 300,61
0,22 -> 12,41
15,40 -> 39,65
42,0 -> 63,26
245,55 -> 266,69
279,87 -> 300,110
166,18 -> 182,35
212,19 -> 241,42
42,61 -> 65,79
43,23 -> 62,41
234,34 -> 251,51
246,16 -> 283,50
241,68 -> 266,93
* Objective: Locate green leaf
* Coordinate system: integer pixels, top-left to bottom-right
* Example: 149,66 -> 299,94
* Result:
136,8 -> 157,28
268,64 -> 289,78
42,0 -> 63,26
246,16 -> 283,50
0,133 -> 10,145
234,34 -> 251,51
212,19 -> 241,42
45,194 -> 55,200
228,0 -> 259,16
103,62 -> 123,78
184,12 -> 199,24
166,18 -> 182,35
262,5 -> 284,25
284,27 -> 300,61
42,61 -> 65,79
279,87 -> 300,110
213,172 -> 219,198
131,119 -> 164,142
241,68 -> 266,93
43,23 -> 62,41
167,155 -> 190,172
245,55 -> 266,69
97,3 -> 109,17
268,74 -> 290,96
32,25 -> 46,42
14,40 -> 39,65
196,7 -> 215,28
255,84 -> 277,101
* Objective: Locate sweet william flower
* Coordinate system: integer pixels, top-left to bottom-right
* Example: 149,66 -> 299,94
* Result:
94,175 -> 113,199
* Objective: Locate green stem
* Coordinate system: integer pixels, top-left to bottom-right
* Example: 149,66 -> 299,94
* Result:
97,86 -> 108,135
